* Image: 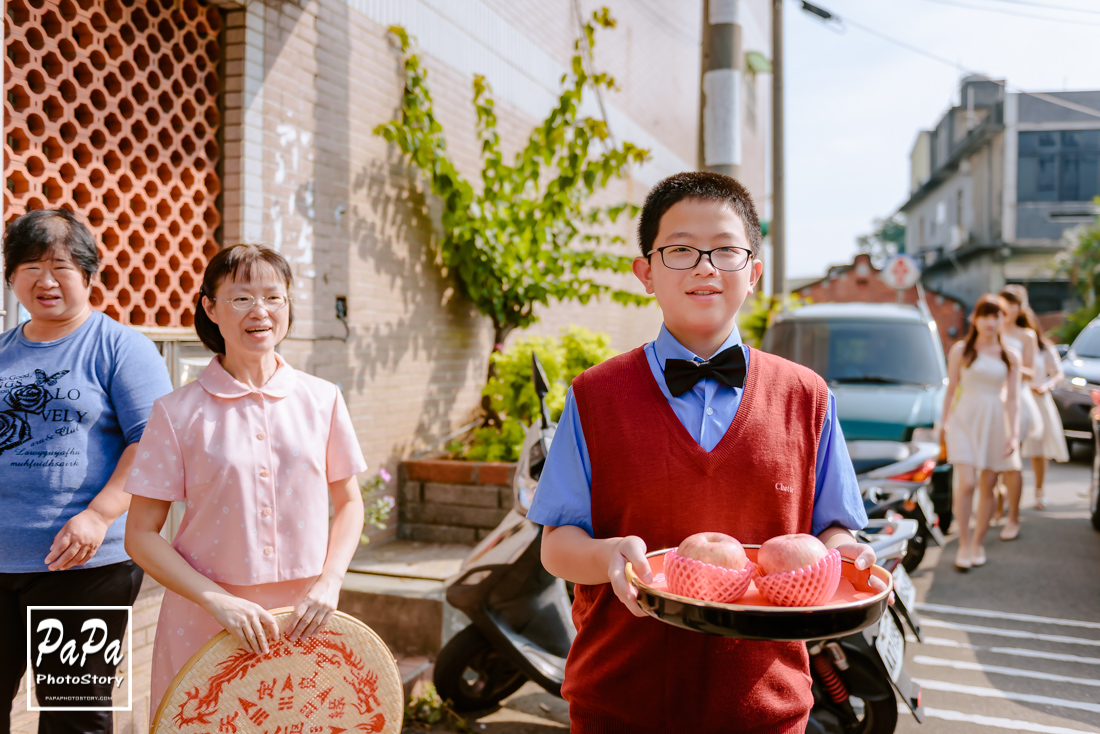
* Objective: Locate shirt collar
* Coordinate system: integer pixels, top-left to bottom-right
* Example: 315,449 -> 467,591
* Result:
653,323 -> 744,365
197,353 -> 297,399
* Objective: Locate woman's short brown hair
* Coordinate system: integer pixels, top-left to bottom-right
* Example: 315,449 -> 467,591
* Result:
194,244 -> 293,354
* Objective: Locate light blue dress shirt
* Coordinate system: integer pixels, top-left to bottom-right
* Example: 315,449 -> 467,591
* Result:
527,325 -> 868,537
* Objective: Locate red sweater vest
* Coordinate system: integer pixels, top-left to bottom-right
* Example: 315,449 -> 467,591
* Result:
564,346 -> 830,734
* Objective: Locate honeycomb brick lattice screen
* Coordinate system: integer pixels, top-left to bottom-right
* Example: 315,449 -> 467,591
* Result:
4,0 -> 223,328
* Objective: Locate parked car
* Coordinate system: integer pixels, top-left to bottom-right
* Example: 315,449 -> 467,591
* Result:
762,302 -> 954,526
1053,318 -> 1100,452
1090,407 -> 1100,532
762,303 -> 947,441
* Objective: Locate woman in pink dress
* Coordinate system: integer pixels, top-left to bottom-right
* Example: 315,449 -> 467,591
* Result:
124,245 -> 366,721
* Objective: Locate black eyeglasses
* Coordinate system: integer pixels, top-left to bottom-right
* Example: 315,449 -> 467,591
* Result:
648,245 -> 754,272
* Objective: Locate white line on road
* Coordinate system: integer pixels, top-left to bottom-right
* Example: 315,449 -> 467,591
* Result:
922,619 -> 1100,647
913,678 -> 1100,714
909,635 -> 1100,666
900,704 -> 1100,734
912,655 -> 1100,687
916,603 -> 1100,631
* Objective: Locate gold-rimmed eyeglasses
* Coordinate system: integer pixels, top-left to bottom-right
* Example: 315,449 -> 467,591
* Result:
209,294 -> 291,311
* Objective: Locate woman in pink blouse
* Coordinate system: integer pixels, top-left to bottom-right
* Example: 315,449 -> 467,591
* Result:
124,245 -> 366,720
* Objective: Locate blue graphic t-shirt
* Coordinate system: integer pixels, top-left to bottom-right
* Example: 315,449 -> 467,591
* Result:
0,311 -> 173,572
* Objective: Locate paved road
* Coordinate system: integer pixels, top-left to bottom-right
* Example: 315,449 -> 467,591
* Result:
895,455 -> 1100,734
404,455 -> 1100,733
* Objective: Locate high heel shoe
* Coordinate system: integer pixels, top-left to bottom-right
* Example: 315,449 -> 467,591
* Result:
954,548 -> 971,572
971,547 -> 987,567
1034,489 -> 1047,510
1000,522 -> 1020,541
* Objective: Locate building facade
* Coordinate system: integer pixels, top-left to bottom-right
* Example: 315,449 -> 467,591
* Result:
794,253 -> 966,351
900,76 -> 1099,318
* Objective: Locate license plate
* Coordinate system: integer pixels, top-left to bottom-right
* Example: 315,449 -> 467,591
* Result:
875,610 -> 905,683
892,564 -> 917,613
915,486 -> 936,523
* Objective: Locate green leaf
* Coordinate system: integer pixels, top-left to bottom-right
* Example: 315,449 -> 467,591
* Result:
372,16 -> 645,368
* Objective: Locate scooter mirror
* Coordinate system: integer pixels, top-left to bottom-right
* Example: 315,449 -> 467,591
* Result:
531,352 -> 552,429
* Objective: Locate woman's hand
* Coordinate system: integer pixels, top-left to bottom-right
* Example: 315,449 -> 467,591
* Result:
45,509 -> 110,571
284,572 -> 343,642
204,594 -> 279,655
1005,436 -> 1019,457
607,536 -> 650,618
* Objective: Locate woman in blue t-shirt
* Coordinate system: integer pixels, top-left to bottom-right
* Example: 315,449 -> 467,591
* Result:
0,209 -> 172,733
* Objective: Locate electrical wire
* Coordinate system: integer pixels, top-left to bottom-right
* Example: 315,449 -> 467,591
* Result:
984,0 -> 1100,16
918,0 -> 1100,25
792,0 -> 1100,121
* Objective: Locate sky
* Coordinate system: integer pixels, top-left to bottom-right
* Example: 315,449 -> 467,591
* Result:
783,0 -> 1100,280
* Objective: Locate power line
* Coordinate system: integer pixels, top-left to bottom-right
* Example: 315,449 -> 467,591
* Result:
985,0 -> 1100,16
919,0 -> 1100,25
793,1 -> 1100,120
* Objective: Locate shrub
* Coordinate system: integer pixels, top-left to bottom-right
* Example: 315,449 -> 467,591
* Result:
461,326 -> 615,462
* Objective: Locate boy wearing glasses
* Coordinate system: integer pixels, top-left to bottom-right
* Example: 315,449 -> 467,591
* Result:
529,172 -> 876,733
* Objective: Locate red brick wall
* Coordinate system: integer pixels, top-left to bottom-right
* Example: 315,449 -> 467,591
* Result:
796,254 -> 967,352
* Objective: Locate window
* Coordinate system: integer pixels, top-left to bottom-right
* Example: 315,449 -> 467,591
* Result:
1018,130 -> 1100,202
763,321 -> 945,387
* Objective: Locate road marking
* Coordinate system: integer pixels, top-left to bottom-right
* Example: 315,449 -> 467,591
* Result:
916,635 -> 1100,664
900,704 -> 1100,734
913,678 -> 1100,714
912,655 -> 1100,687
916,603 -> 1100,631
910,636 -> 1100,666
922,619 -> 1100,647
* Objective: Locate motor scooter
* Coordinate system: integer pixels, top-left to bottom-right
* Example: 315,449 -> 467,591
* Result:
436,355 -> 923,734
433,355 -> 573,710
850,440 -> 946,572
806,517 -> 924,734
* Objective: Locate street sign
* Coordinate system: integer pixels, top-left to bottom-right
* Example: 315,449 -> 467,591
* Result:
880,254 -> 921,290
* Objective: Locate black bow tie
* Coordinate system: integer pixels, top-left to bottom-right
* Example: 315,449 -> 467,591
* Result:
664,346 -> 747,397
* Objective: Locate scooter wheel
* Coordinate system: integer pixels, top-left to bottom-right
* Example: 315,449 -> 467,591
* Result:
433,625 -> 528,712
810,694 -> 899,734
855,695 -> 899,734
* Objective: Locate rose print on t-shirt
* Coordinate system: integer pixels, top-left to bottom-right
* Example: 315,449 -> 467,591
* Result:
0,410 -> 31,455
4,369 -> 68,413
0,369 -> 71,456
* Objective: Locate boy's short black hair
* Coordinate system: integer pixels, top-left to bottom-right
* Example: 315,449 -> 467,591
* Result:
195,244 -> 294,354
636,171 -> 763,257
3,208 -> 100,285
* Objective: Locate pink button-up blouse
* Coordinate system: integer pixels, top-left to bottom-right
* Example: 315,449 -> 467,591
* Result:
125,355 -> 367,585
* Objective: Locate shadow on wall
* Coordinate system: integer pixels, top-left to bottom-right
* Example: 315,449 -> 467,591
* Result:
347,149 -> 486,454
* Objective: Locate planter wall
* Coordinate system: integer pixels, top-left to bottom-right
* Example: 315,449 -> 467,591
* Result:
399,459 -> 518,544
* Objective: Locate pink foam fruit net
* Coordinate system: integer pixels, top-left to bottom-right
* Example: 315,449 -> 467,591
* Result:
651,548 -> 872,608
664,549 -> 756,603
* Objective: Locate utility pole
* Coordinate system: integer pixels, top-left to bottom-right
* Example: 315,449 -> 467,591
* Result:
698,0 -> 742,178
771,0 -> 786,300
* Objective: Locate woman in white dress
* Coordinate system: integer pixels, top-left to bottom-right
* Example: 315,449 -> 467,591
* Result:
996,285 -> 1041,541
1018,308 -> 1070,508
943,294 -> 1021,571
